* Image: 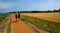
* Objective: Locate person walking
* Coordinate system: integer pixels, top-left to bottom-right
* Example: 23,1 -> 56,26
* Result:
15,11 -> 20,22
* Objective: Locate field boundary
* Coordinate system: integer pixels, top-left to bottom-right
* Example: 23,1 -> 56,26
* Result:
22,20 -> 49,33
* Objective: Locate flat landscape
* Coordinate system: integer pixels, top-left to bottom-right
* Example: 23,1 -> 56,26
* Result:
0,12 -> 60,33
0,0 -> 60,33
20,12 -> 60,33
21,12 -> 60,23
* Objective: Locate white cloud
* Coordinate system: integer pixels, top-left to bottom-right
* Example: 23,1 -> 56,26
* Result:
0,2 -> 13,9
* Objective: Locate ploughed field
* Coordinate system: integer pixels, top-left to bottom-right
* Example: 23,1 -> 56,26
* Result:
20,12 -> 60,33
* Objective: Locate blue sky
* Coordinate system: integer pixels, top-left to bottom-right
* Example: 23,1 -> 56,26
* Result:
0,0 -> 60,13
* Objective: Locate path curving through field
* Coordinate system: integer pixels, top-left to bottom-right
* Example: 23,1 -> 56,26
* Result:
10,14 -> 35,33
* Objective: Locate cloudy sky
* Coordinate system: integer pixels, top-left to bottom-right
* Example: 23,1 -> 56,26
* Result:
0,0 -> 60,13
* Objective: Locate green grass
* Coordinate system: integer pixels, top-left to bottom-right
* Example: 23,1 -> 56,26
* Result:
0,13 -> 9,22
0,13 -> 10,33
21,15 -> 60,33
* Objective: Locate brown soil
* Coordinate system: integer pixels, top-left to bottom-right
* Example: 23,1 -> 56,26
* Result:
10,14 -> 35,33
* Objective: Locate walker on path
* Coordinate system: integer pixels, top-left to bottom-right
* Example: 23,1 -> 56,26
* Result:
15,12 -> 20,22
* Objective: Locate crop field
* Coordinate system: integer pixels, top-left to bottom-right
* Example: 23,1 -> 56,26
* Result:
21,12 -> 60,23
20,12 -> 60,33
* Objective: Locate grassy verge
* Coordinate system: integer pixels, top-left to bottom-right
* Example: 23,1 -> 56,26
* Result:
0,13 -> 10,33
0,13 -> 9,22
21,15 -> 60,33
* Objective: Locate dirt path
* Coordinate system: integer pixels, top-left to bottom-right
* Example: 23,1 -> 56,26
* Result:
10,14 -> 35,33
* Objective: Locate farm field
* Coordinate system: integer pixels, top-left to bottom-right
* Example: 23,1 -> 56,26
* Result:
21,12 -> 60,23
20,12 -> 60,33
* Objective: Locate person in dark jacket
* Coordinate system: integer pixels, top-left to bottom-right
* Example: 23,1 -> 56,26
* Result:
15,11 -> 20,21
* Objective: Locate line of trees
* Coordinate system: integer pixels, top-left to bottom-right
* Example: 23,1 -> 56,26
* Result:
54,9 -> 60,12
10,9 -> 60,13
20,9 -> 60,13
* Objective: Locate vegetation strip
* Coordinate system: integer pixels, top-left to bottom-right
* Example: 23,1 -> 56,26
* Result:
0,13 -> 9,22
0,13 -> 10,33
23,21 -> 49,33
21,15 -> 60,33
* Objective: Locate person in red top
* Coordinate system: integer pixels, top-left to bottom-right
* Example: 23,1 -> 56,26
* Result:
15,11 -> 20,21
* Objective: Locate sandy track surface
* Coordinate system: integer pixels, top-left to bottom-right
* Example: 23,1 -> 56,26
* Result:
21,13 -> 60,23
10,14 -> 35,33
